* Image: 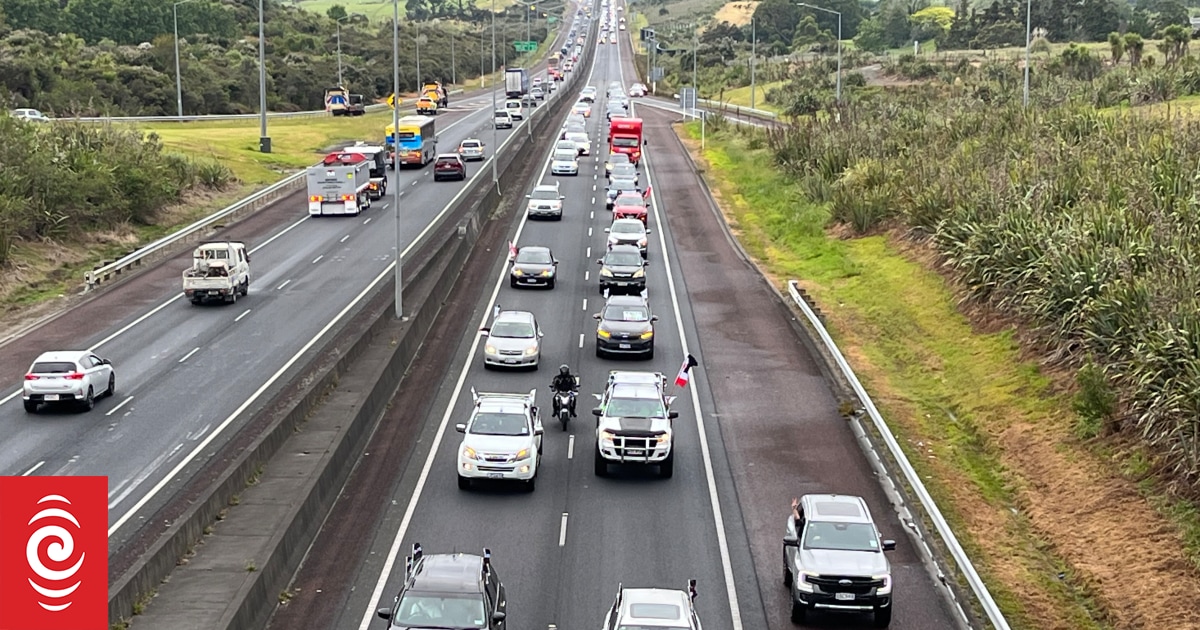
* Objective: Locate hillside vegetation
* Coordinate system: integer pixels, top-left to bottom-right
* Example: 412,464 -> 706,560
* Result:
0,0 -> 554,116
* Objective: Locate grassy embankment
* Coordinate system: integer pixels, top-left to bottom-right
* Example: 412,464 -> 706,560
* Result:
675,118 -> 1200,629
288,0 -> 518,22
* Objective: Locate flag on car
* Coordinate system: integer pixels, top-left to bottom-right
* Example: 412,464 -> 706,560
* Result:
508,241 -> 517,258
674,354 -> 699,388
643,185 -> 652,200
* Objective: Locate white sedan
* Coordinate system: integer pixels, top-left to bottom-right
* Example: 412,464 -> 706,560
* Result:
23,350 -> 116,412
551,150 -> 580,176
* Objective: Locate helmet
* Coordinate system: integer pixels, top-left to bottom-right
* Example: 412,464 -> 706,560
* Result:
559,365 -> 570,375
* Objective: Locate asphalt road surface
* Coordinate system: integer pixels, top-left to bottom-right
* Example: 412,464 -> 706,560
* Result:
270,11 -> 961,630
0,69 -> 562,550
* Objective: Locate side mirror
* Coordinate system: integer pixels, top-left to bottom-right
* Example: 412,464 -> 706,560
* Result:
596,259 -> 603,265
538,330 -> 544,337
592,313 -> 602,320
526,194 -> 531,198
592,408 -> 603,417
645,229 -> 652,234
377,607 -> 393,620
668,411 -> 679,419
650,315 -> 659,322
492,611 -> 507,622
882,540 -> 897,551
534,426 -> 544,436
553,260 -> 559,265
783,535 -> 799,548
603,228 -> 611,233
455,423 -> 467,433
479,327 -> 491,334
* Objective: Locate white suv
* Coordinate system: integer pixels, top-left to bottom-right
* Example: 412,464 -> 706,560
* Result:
592,371 -> 678,477
456,389 -> 543,491
603,580 -> 702,629
526,183 -> 565,219
23,350 -> 116,413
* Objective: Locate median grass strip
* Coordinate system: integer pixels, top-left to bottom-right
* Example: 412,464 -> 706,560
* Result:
677,121 -> 1200,629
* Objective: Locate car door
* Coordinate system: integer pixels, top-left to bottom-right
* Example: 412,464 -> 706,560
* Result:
488,567 -> 506,629
88,354 -> 111,390
77,355 -> 100,391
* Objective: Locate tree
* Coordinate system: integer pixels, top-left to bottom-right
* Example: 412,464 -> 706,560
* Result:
909,5 -> 953,42
1,0 -> 58,34
1157,23 -> 1190,65
751,0 -> 801,47
1108,31 -> 1124,64
1124,31 -> 1145,66
326,4 -> 347,20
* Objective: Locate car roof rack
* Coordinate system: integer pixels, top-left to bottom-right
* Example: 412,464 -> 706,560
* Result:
687,579 -> 697,602
405,542 -> 422,581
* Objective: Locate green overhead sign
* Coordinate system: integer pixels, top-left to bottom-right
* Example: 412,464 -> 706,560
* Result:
514,41 -> 537,52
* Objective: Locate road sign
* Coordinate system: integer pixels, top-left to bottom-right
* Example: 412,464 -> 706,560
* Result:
651,67 -> 664,82
680,87 -> 697,110
387,93 -> 397,108
514,41 -> 537,52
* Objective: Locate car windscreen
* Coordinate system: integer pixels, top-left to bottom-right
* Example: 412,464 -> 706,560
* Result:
506,101 -> 520,108
803,521 -> 881,552
606,397 -> 665,418
604,305 -> 648,321
470,412 -> 531,436
490,321 -> 535,338
612,137 -> 639,148
605,251 -> 642,266
494,111 -> 508,117
517,249 -> 553,264
31,361 -> 77,374
553,151 -> 577,161
531,189 -> 558,200
613,165 -> 637,177
461,141 -> 480,147
607,154 -> 630,165
611,222 -> 643,234
611,179 -> 636,190
615,195 -> 644,207
393,593 -> 487,628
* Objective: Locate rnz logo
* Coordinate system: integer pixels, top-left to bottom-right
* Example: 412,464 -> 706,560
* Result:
27,494 -> 87,611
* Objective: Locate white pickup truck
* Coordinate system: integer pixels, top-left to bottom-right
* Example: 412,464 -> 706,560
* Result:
182,241 -> 251,305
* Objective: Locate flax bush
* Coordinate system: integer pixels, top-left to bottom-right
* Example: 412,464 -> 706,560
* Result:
766,86 -> 1200,488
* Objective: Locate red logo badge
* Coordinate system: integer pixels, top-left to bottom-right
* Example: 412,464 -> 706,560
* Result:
0,476 -> 108,630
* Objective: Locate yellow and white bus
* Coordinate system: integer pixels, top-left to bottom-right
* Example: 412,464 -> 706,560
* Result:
385,115 -> 437,168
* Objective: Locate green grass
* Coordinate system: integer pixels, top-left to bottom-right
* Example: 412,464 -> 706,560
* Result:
681,122 -> 1112,630
713,80 -> 783,113
286,0 -> 517,22
645,0 -> 725,25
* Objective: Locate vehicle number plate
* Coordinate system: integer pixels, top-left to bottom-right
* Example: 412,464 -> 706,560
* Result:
626,449 -> 644,455
487,473 -> 504,479
835,592 -> 855,601
43,394 -> 59,401
618,343 -> 631,349
505,359 -> 517,364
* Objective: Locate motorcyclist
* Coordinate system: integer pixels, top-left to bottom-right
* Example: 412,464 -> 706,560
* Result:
551,365 -> 578,417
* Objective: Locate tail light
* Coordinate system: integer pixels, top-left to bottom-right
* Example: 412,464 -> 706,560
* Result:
369,183 -> 378,190
341,194 -> 355,201
309,195 -> 324,202
65,372 -> 85,380
24,374 -> 38,380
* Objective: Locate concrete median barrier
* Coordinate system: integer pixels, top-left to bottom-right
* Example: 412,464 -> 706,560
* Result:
109,35 -> 590,630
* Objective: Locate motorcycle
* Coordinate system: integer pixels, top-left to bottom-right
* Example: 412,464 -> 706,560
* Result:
550,376 -> 580,431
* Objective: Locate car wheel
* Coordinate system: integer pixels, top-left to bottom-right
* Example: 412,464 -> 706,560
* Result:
645,346 -> 654,360
105,373 -> 115,397
510,277 -> 518,288
457,476 -> 470,490
525,475 -> 536,492
23,400 -> 37,414
80,387 -> 94,412
790,599 -> 807,624
873,607 -> 892,628
593,448 -> 608,476
659,451 -> 674,478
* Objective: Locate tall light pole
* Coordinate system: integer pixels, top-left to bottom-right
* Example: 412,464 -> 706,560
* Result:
416,21 -> 422,92
491,0 -> 498,184
258,0 -> 270,152
451,34 -> 456,85
796,2 -> 841,104
335,14 -> 352,86
1022,0 -> 1032,107
750,17 -> 756,110
173,0 -> 197,119
392,0 -> 403,317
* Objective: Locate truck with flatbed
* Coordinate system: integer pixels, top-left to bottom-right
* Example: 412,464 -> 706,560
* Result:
182,241 -> 250,305
306,159 -> 372,216
328,145 -> 388,200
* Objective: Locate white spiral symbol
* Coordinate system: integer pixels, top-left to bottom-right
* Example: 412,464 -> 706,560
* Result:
26,494 -> 86,612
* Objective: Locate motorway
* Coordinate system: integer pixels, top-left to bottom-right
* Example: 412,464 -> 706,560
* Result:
267,9 -> 960,630
0,62 -> 566,551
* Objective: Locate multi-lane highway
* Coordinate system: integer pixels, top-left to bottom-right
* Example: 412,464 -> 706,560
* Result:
265,7 -> 962,630
0,65 -> 566,552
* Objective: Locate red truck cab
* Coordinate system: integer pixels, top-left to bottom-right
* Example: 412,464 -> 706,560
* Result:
608,117 -> 643,164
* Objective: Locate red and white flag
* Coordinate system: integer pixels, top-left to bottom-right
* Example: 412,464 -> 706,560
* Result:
642,185 -> 652,200
508,241 -> 517,258
674,354 -> 699,388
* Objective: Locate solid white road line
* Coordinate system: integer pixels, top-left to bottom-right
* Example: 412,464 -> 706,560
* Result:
559,512 -> 569,546
106,396 -> 134,416
235,309 -> 252,322
178,347 -> 200,363
21,461 -> 44,476
108,104 -> 521,538
356,35 -> 601,630
642,132 -> 746,630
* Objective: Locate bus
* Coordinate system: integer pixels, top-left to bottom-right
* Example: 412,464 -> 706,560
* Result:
548,53 -> 562,80
385,115 -> 437,168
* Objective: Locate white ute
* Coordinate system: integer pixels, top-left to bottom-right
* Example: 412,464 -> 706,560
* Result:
603,580 -> 703,630
592,370 -> 678,477
182,241 -> 250,305
456,388 -> 544,491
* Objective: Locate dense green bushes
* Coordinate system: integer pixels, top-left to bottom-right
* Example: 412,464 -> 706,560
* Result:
0,118 -> 232,262
763,77 -> 1200,487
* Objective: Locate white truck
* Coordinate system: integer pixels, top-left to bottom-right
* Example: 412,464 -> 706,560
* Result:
332,144 -> 388,201
182,241 -> 251,305
592,371 -> 679,478
307,160 -> 372,216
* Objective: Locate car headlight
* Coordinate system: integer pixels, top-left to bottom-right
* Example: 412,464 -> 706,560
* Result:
632,268 -> 644,278
485,345 -> 497,354
597,328 -> 611,338
524,346 -> 539,356
655,432 -> 670,443
540,270 -> 552,277
600,268 -> 613,277
638,238 -> 647,247
462,446 -> 478,460
599,430 -> 616,442
795,571 -> 819,592
512,268 -> 524,276
874,574 -> 892,594
640,330 -> 654,339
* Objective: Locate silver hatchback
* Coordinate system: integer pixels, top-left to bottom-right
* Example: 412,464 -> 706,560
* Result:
481,310 -> 543,369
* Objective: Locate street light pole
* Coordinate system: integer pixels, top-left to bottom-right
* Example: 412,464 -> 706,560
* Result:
392,0 -> 403,317
335,15 -> 351,86
173,0 -> 197,119
491,0 -> 498,184
451,35 -> 456,85
796,2 -> 841,104
1022,0 -> 1032,107
258,0 -> 270,152
750,17 -> 756,110
416,21 -> 422,92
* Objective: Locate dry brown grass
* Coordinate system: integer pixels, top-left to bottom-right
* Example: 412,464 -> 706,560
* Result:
712,1 -> 757,26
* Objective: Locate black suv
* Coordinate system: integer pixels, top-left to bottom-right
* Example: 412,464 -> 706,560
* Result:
377,543 -> 508,630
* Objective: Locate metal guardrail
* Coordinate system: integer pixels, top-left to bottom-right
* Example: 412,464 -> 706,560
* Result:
786,280 -> 1011,630
67,90 -> 464,123
696,97 -> 778,120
